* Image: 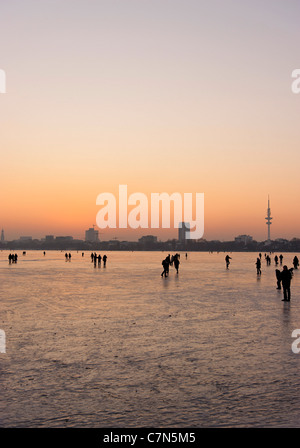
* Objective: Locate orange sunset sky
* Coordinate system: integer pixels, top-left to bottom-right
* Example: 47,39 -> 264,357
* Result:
0,0 -> 299,241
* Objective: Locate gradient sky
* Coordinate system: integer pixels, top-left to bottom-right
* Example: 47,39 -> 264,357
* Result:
0,0 -> 299,241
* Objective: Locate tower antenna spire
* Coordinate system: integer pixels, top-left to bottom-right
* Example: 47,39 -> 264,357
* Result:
265,195 -> 272,242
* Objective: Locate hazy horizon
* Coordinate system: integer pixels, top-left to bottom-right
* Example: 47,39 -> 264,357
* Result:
1,227 -> 298,243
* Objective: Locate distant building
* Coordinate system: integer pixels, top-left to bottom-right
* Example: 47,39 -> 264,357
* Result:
178,222 -> 190,242
45,235 -> 54,242
1,229 -> 4,242
19,236 -> 32,241
85,227 -> 99,242
107,240 -> 120,249
138,235 -> 158,244
234,235 -> 253,245
55,236 -> 73,242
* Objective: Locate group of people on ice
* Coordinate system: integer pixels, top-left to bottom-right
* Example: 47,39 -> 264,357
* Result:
161,253 -> 180,277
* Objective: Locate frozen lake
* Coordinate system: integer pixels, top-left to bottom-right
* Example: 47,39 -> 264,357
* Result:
1,250 -> 300,427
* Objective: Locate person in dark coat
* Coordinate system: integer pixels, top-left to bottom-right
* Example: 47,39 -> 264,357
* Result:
161,258 -> 169,277
173,253 -> 180,274
293,256 -> 299,270
225,255 -> 232,269
256,258 -> 261,275
281,265 -> 292,301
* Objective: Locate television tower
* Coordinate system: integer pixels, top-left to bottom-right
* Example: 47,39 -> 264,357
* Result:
1,229 -> 4,242
265,196 -> 272,242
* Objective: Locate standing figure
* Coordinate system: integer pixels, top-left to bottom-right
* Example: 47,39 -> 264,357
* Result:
274,255 -> 278,266
161,258 -> 169,277
256,258 -> 261,275
174,253 -> 180,274
281,265 -> 292,301
293,256 -> 299,270
279,254 -> 283,265
103,254 -> 107,267
225,255 -> 232,269
165,255 -> 171,274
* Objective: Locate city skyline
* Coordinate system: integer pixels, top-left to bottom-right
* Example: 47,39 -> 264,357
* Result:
0,209 -> 298,245
1,195 -> 298,242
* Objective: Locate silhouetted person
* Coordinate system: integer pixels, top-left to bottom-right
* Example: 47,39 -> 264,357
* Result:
274,255 -> 278,265
97,254 -> 102,265
103,255 -> 107,267
65,252 -> 68,261
266,255 -> 271,266
256,258 -> 261,275
279,254 -> 283,265
281,265 -> 292,301
185,253 -> 188,259
10,253 -> 17,263
91,253 -> 94,262
174,253 -> 180,274
82,252 -> 84,257
68,253 -> 71,260
293,256 -> 299,270
259,253 -> 262,259
161,258 -> 169,277
225,255 -> 232,269
275,269 -> 281,290
165,255 -> 171,274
